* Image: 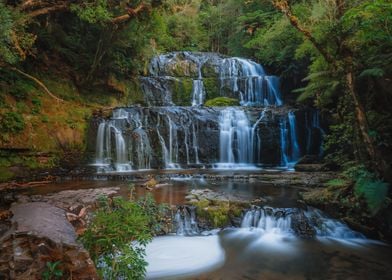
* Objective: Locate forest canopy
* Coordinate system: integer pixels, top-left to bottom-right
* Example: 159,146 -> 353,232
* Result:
0,0 -> 391,182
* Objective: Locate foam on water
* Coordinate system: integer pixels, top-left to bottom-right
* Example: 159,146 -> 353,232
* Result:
145,235 -> 225,279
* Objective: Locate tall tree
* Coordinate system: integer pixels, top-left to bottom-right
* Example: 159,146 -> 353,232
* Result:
271,0 -> 391,181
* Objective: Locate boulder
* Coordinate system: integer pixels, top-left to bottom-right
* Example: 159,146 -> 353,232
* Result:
0,202 -> 98,279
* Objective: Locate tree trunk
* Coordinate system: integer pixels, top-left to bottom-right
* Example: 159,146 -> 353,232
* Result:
346,72 -> 391,181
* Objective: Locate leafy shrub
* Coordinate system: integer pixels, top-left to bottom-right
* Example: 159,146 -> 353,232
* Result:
80,195 -> 168,279
0,111 -> 25,133
42,261 -> 63,280
31,97 -> 42,114
344,165 -> 389,216
205,97 -> 239,107
325,178 -> 350,190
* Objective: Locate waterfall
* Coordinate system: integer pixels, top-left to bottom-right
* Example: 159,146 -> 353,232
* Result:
192,123 -> 200,164
156,116 -> 170,168
95,122 -> 106,164
306,110 -> 325,156
288,111 -> 300,162
191,80 -> 206,106
145,52 -> 283,107
241,207 -> 365,240
265,76 -> 283,106
92,53 -> 327,172
191,54 -> 207,106
111,125 -> 132,172
251,109 -> 267,164
217,108 -> 253,168
241,208 -> 292,235
219,57 -> 283,106
280,118 -> 289,166
280,112 -> 301,167
167,115 -> 180,169
174,206 -> 199,236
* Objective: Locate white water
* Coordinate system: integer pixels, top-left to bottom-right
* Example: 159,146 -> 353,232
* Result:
288,111 -> 300,162
191,80 -> 206,106
145,235 -> 225,279
217,108 -> 253,168
174,206 -> 199,236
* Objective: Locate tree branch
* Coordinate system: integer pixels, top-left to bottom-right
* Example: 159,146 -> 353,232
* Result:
10,31 -> 26,60
271,0 -> 335,64
112,3 -> 151,24
10,67 -> 64,102
27,3 -> 69,18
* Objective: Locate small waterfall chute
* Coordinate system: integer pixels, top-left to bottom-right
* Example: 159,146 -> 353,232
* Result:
240,207 -> 367,243
174,206 -> 199,236
215,108 -> 255,169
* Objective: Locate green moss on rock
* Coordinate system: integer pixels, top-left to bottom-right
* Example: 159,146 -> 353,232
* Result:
193,199 -> 244,228
172,78 -> 192,106
203,78 -> 220,100
205,97 -> 239,107
0,167 -> 14,182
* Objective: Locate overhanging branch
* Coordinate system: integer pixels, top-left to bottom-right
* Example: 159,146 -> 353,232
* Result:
272,0 -> 335,64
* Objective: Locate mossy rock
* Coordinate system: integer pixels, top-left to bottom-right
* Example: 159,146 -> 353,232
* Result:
193,199 -> 244,228
166,58 -> 199,78
203,78 -> 220,100
205,97 -> 239,107
201,63 -> 219,78
0,167 -> 14,182
172,78 -> 193,106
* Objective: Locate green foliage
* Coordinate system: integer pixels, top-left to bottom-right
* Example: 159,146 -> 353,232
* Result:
0,111 -> 25,134
31,96 -> 42,114
0,2 -> 35,65
80,195 -> 168,279
344,165 -> 389,216
70,0 -> 112,24
205,97 -> 239,106
42,261 -> 63,280
0,167 -> 14,182
326,178 -> 350,190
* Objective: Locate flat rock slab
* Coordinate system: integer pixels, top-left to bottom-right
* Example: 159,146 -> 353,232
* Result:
11,202 -> 77,246
17,187 -> 120,210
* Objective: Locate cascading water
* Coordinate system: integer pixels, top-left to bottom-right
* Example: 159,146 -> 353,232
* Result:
279,111 -> 301,167
306,110 -> 325,156
240,207 -> 366,240
216,108 -> 253,168
288,111 -> 300,162
191,80 -> 206,106
93,52 -> 324,171
219,57 -> 283,106
174,206 -> 199,236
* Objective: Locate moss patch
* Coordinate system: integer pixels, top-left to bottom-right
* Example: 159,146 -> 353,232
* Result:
203,78 -> 220,100
0,167 -> 14,182
172,78 -> 193,106
193,199 -> 244,228
205,97 -> 239,107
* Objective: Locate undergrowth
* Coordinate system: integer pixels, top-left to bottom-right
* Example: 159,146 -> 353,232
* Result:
80,194 -> 168,279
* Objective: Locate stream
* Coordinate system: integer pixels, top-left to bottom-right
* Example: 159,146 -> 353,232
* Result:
23,176 -> 392,280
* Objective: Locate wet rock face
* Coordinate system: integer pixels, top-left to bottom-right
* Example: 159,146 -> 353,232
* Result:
291,211 -> 317,238
0,188 -> 122,279
0,202 -> 98,279
149,52 -> 225,78
11,202 -> 77,245
143,51 -> 283,106
0,233 -> 98,280
91,106 -> 299,170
